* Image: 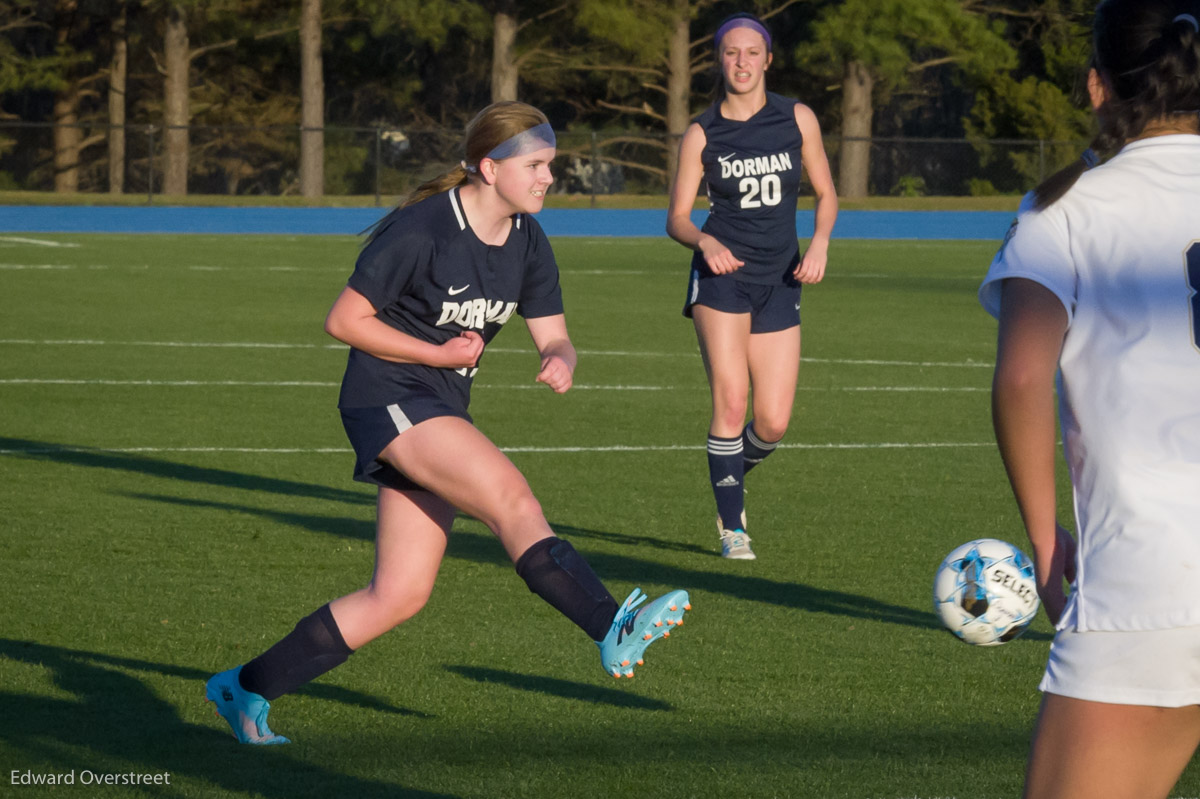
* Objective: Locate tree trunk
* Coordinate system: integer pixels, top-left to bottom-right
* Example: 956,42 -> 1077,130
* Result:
163,3 -> 189,195
53,91 -> 81,193
52,0 -> 80,192
664,0 -> 691,184
108,1 -> 127,194
491,5 -> 518,102
299,0 -> 324,198
838,59 -> 873,199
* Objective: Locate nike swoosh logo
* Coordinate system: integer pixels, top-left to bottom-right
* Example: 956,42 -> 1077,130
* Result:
717,153 -> 736,163
448,285 -> 470,296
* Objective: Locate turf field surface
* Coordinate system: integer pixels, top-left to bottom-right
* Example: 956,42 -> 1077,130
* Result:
2,233 -> 1197,798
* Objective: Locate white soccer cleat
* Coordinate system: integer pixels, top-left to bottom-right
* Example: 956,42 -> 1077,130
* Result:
719,528 -> 755,560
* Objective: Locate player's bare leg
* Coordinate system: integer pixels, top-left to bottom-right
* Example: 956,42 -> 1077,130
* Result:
747,325 -> 800,444
1024,693 -> 1200,799
378,417 -> 555,561
328,487 -> 453,649
381,417 -> 691,677
693,305 -> 752,439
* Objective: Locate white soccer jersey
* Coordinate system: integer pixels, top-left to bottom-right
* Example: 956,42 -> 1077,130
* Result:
980,134 -> 1200,632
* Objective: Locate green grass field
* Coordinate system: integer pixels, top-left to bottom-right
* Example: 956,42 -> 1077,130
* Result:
1,232 -> 1196,798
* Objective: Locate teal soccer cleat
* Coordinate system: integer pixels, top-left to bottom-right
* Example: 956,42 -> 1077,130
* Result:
205,666 -> 290,745
597,587 -> 691,678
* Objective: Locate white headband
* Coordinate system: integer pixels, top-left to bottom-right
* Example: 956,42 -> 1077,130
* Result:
1173,13 -> 1200,32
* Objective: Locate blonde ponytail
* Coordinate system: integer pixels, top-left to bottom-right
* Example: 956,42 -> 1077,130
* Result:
364,102 -> 550,243
399,165 -> 470,210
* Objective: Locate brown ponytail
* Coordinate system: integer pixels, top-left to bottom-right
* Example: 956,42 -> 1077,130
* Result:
1032,137 -> 1114,210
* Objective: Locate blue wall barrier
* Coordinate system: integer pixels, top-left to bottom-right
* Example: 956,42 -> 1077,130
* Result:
0,205 -> 1015,240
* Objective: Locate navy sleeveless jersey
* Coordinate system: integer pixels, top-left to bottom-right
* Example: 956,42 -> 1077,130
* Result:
695,91 -> 804,285
338,187 -> 563,410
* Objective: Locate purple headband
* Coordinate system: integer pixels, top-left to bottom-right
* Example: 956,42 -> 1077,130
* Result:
715,17 -> 772,51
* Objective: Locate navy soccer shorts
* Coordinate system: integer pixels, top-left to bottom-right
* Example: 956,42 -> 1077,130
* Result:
683,269 -> 802,333
340,393 -> 473,492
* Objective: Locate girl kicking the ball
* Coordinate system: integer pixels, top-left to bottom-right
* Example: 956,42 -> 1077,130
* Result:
204,101 -> 691,745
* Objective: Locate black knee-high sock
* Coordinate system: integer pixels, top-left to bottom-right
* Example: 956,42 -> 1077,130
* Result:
742,421 -> 780,476
238,604 -> 354,701
708,434 -> 745,530
515,537 -> 618,642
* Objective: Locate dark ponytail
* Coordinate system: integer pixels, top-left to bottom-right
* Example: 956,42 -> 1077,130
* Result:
1032,131 -> 1123,210
1031,0 -> 1200,210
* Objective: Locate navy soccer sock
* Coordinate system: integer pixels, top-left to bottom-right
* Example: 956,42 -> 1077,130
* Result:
515,537 -> 618,642
742,421 -> 780,476
238,604 -> 354,701
707,434 -> 745,530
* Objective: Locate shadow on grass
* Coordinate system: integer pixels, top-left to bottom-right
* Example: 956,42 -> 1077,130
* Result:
123,492 -> 967,635
0,638 -> 453,798
0,436 -> 368,506
125,492 -> 382,544
444,666 -> 673,711
28,431 -> 1034,638
0,436 -> 704,557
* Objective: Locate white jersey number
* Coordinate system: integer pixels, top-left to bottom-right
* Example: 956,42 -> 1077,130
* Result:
738,174 -> 782,209
1188,242 -> 1200,350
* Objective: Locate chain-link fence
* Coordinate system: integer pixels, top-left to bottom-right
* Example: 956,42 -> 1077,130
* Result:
0,121 -> 1088,202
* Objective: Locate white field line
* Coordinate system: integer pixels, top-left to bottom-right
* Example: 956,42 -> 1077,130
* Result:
0,264 -> 148,270
0,378 -> 340,387
0,441 -> 994,456
0,378 -> 669,390
0,338 -> 995,369
0,258 -> 971,281
0,262 -> 649,275
561,269 -> 649,275
0,377 -> 986,392
803,356 -> 992,369
0,339 -> 333,349
0,237 -> 81,248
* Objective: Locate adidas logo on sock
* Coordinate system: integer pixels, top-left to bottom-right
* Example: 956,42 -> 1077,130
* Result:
715,475 -> 740,487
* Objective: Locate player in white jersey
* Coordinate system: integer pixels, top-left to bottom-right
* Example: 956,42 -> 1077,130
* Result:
204,103 -> 691,745
979,1 -> 1200,795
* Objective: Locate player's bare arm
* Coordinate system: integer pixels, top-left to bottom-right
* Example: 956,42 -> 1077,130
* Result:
667,124 -> 744,275
526,313 -> 575,393
325,285 -> 482,369
991,277 -> 1070,622
793,102 -> 837,284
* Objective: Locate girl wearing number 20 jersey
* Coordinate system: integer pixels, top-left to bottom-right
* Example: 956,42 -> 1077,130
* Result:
667,12 -> 837,561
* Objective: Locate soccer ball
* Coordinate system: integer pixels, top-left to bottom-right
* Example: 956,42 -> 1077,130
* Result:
933,538 -> 1040,646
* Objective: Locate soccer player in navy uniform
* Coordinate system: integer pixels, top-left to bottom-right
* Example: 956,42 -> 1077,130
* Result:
667,13 -> 838,560
981,1 -> 1200,795
205,102 -> 691,744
